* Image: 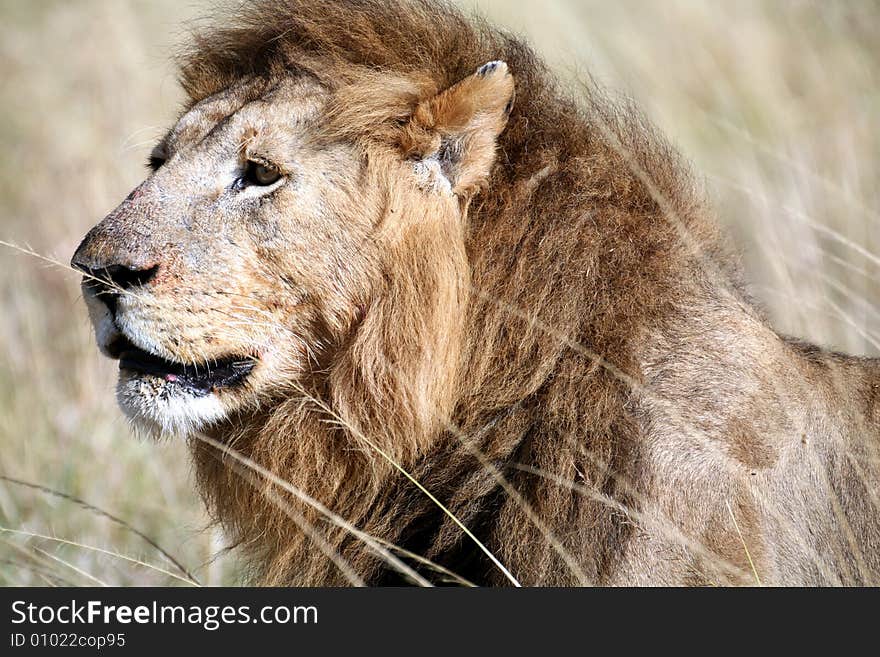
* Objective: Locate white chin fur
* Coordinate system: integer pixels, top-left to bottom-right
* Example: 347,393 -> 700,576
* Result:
116,374 -> 227,436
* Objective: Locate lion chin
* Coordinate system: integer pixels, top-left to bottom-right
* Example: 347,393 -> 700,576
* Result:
84,293 -> 254,436
112,334 -> 255,436
116,373 -> 229,437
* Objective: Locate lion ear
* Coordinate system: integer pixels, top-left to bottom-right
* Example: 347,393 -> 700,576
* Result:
402,60 -> 515,196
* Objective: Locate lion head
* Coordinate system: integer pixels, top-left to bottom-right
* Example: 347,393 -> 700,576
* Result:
73,48 -> 513,440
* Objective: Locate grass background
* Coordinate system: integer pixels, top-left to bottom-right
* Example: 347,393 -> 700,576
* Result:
0,0 -> 878,585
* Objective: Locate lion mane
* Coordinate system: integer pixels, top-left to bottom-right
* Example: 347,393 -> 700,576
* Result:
173,0 -> 879,586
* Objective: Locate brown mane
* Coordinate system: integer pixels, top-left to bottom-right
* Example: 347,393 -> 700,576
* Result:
174,0 -> 880,585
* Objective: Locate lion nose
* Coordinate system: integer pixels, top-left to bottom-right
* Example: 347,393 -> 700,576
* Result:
71,254 -> 160,316
77,263 -> 159,291
71,241 -> 160,295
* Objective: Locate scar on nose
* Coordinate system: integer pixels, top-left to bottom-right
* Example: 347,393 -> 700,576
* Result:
125,187 -> 145,203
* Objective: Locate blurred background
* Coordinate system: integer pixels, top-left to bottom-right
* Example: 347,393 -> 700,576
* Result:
1,0 -> 878,585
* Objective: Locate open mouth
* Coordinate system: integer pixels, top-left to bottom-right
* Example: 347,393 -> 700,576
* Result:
109,335 -> 256,395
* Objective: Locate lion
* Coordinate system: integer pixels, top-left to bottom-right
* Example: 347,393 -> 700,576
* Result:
71,0 -> 880,586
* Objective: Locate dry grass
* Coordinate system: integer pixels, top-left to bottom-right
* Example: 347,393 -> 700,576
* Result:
0,0 -> 877,585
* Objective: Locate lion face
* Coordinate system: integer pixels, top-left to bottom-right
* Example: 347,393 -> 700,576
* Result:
72,64 -> 514,436
72,77 -> 379,434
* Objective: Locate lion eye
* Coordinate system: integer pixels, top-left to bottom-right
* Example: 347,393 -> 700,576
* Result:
244,161 -> 282,186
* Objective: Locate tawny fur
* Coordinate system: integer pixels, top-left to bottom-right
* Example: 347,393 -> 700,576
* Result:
73,0 -> 880,585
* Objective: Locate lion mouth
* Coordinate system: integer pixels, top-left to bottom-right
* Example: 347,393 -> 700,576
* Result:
111,335 -> 256,395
